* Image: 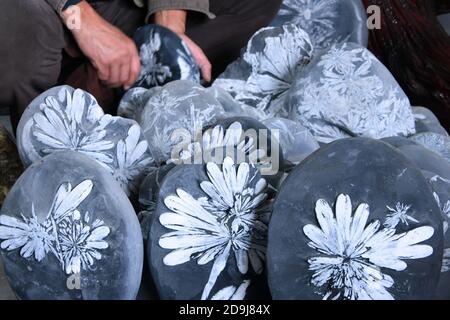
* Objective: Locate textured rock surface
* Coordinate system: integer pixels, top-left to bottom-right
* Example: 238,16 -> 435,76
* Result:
17,86 -> 154,196
262,118 -> 319,164
149,158 -> 272,300
271,0 -> 368,50
268,138 -> 443,300
213,24 -> 313,118
137,81 -> 227,164
133,24 -> 199,88
287,42 -> 416,143
0,151 -> 143,299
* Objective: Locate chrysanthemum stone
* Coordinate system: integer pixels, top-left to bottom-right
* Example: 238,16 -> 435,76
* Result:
0,151 -> 143,299
133,24 -> 200,89
17,86 -> 154,196
287,42 -> 416,143
149,157 -> 272,300
213,23 -> 314,118
136,80 -> 227,164
270,0 -> 368,50
268,138 -> 443,300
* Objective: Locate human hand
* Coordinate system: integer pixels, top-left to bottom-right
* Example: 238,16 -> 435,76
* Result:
154,10 -> 212,82
62,1 -> 141,89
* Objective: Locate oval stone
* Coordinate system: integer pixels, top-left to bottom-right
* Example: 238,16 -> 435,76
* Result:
0,151 -> 143,299
287,42 -> 416,143
267,138 -> 443,300
133,24 -> 200,89
149,158 -> 272,300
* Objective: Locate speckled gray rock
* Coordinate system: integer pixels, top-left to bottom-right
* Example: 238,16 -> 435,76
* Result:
133,24 -> 200,88
0,151 -> 143,299
149,157 -> 272,300
287,42 -> 416,143
412,107 -> 448,136
268,138 -> 443,300
262,118 -> 319,164
410,133 -> 450,164
17,86 -> 154,196
137,81 -> 227,164
271,0 -> 368,50
213,23 -> 313,118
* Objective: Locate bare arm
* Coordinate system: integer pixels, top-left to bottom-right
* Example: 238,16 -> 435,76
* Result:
61,1 -> 141,89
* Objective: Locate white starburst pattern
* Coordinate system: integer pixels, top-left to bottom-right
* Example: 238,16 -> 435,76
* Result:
303,194 -> 434,300
384,203 -> 418,229
0,180 -> 110,275
158,157 -> 268,300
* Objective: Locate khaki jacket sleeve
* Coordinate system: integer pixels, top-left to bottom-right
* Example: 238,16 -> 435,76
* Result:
140,0 -> 215,20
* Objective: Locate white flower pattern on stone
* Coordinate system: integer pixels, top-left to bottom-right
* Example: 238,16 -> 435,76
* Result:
278,0 -> 340,49
384,203 -> 418,229
30,88 -> 114,164
210,280 -> 251,300
214,24 -> 313,118
137,31 -> 172,87
303,194 -> 434,300
21,87 -> 154,195
158,157 -> 268,300
0,180 -> 110,275
290,43 -> 415,143
173,121 -> 265,165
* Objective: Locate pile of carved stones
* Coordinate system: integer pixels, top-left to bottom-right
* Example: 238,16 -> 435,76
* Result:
1,0 -> 450,300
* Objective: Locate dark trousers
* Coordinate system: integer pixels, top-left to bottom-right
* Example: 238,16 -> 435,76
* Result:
0,0 -> 282,131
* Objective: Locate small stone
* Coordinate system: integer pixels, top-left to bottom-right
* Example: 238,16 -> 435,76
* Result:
149,157 -> 272,300
133,24 -> 200,89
